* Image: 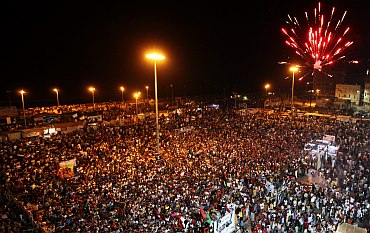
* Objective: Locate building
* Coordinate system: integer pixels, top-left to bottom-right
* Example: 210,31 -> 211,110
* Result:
335,84 -> 361,106
364,82 -> 370,109
313,68 -> 345,97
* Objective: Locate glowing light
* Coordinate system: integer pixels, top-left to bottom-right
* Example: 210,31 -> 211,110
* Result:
290,66 -> 299,72
134,92 -> 141,99
146,53 -> 165,60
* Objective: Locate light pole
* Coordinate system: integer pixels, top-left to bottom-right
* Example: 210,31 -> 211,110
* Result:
316,89 -> 320,107
289,66 -> 298,116
89,87 -> 95,110
234,92 -> 237,109
19,90 -> 26,127
134,92 -> 141,115
146,86 -> 149,99
170,84 -> 173,105
264,83 -> 270,96
146,52 -> 165,155
264,84 -> 270,111
53,88 -> 60,107
120,86 -> 125,102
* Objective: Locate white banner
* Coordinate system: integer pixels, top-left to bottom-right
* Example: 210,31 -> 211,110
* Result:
213,204 -> 236,233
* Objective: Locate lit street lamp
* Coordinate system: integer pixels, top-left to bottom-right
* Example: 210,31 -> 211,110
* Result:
146,52 -> 165,155
264,83 -> 270,96
19,90 -> 26,127
89,87 -> 95,110
134,92 -> 141,115
289,66 -> 298,116
264,84 -> 270,111
53,88 -> 60,107
120,86 -> 125,102
233,92 -> 237,109
146,86 -> 149,99
316,89 -> 320,107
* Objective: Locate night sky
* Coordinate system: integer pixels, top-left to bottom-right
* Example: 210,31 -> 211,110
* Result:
3,1 -> 370,107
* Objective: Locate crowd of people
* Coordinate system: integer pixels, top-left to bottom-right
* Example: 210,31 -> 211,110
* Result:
1,104 -> 369,232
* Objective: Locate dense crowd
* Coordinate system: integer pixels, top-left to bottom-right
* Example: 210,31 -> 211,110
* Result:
1,106 -> 369,232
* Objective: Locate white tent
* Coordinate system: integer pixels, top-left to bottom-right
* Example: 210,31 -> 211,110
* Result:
336,223 -> 367,233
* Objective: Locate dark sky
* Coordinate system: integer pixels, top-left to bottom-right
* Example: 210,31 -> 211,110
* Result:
3,1 -> 370,107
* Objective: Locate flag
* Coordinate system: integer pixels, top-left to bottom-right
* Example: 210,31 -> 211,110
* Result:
200,207 -> 207,219
171,213 -> 184,231
205,211 -> 212,224
243,205 -> 249,217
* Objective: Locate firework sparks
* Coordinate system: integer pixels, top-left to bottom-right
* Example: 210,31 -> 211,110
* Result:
281,2 -> 353,75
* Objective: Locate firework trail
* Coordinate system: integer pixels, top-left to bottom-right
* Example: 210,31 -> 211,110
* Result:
281,2 -> 353,79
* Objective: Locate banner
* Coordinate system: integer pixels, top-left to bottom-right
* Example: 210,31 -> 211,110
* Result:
213,207 -> 236,233
328,145 -> 339,156
323,135 -> 335,144
58,158 -> 76,178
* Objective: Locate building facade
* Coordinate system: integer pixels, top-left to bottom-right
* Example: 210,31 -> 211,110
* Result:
364,83 -> 370,109
335,84 -> 361,106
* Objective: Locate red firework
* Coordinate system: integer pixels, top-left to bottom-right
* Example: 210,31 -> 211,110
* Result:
281,2 -> 353,78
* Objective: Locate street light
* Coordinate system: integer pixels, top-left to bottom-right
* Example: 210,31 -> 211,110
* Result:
233,92 -> 237,109
289,66 -> 299,116
53,88 -> 60,107
89,87 -> 95,110
264,83 -> 270,96
19,90 -> 26,127
146,86 -> 149,99
316,89 -> 320,107
146,52 -> 165,155
170,84 -> 173,105
134,92 -> 141,115
120,86 -> 125,102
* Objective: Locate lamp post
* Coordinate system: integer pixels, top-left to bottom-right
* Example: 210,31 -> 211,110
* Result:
53,88 -> 60,107
19,90 -> 26,127
146,86 -> 149,99
310,89 -> 314,107
234,92 -> 237,109
120,86 -> 125,102
134,92 -> 141,115
264,83 -> 270,96
316,89 -> 320,107
289,66 -> 298,116
170,84 -> 173,105
89,87 -> 95,110
146,52 -> 165,155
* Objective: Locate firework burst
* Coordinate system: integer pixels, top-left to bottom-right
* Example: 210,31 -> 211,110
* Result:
281,2 -> 353,78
